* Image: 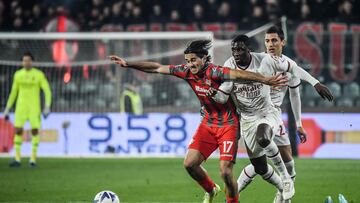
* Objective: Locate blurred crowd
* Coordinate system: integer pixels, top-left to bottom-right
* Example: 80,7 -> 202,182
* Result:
0,0 -> 359,31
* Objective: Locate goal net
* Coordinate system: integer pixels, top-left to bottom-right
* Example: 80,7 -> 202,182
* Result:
0,22 -> 278,114
0,32 -> 213,113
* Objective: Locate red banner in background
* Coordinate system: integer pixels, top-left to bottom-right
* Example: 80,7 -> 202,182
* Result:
298,119 -> 322,157
0,119 -> 15,153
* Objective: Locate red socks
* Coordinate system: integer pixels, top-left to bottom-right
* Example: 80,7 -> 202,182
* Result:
197,175 -> 215,193
226,195 -> 239,203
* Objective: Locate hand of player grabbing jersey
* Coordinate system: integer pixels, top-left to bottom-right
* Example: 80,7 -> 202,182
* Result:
206,87 -> 217,98
43,106 -> 50,119
297,126 -> 307,143
3,108 -> 10,121
108,55 -> 128,67
314,83 -> 334,101
264,73 -> 288,87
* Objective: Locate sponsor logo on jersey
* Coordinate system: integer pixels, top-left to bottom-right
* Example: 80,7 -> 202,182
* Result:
195,85 -> 208,93
233,83 -> 263,99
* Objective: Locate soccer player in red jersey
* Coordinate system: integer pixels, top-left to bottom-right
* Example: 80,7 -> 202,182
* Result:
109,40 -> 287,203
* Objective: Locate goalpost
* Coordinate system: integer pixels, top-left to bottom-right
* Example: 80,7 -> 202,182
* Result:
0,32 -> 213,113
0,20 -> 281,114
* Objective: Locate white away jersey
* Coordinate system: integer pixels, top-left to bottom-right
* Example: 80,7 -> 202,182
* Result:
260,54 -> 301,107
223,52 -> 276,119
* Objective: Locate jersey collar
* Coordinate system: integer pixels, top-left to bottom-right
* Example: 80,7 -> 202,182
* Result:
235,54 -> 252,70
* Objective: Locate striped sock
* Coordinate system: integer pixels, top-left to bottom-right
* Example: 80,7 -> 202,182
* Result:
31,134 -> 40,163
265,141 -> 290,180
237,164 -> 256,192
14,134 -> 22,162
285,160 -> 296,181
261,164 -> 283,191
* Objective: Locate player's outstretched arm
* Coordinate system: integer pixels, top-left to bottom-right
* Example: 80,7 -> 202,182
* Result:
313,83 -> 334,101
289,64 -> 334,101
228,69 -> 288,86
109,55 -> 170,74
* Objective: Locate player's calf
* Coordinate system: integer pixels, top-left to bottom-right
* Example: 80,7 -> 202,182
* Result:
219,161 -> 238,203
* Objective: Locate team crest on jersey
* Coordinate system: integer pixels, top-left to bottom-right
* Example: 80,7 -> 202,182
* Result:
205,79 -> 211,86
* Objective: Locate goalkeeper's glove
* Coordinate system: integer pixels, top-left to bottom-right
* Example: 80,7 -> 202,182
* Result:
3,108 -> 10,121
43,106 -> 50,119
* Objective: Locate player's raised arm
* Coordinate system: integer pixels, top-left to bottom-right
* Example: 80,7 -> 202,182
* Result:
109,55 -> 170,74
228,68 -> 288,87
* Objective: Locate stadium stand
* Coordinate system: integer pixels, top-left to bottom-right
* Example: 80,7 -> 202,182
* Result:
0,0 -> 359,112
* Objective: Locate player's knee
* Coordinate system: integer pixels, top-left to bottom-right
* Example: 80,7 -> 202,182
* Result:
183,159 -> 197,172
15,128 -> 23,135
31,129 -> 39,135
256,124 -> 272,148
253,163 -> 268,175
219,161 -> 233,183
256,136 -> 270,148
220,167 -> 233,183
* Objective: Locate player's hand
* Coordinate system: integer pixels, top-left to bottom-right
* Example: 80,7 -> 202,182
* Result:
264,73 -> 288,87
43,106 -> 50,119
3,108 -> 10,121
108,55 -> 128,67
206,87 -> 217,97
314,83 -> 334,101
297,126 -> 307,143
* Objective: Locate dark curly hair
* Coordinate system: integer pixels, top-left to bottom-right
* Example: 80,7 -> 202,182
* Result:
184,39 -> 212,63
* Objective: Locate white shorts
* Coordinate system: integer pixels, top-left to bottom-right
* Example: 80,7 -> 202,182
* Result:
241,110 -> 281,159
273,120 -> 291,146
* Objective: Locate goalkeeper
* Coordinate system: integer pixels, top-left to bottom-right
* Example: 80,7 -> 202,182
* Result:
3,52 -> 52,167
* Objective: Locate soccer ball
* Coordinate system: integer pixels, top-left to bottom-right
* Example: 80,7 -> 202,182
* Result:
93,190 -> 120,203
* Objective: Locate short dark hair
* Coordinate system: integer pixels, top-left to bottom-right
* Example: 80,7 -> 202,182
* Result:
266,26 -> 285,41
232,34 -> 250,46
184,39 -> 212,63
23,52 -> 34,60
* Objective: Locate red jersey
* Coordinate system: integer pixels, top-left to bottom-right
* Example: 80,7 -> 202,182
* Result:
169,63 -> 239,127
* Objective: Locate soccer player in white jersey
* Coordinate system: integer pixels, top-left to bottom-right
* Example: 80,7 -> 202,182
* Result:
210,34 -> 295,201
211,31 -> 333,202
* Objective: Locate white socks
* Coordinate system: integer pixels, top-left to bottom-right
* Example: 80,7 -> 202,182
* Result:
237,164 -> 283,192
264,141 -> 290,180
261,164 -> 283,191
285,160 -> 296,181
237,164 -> 256,192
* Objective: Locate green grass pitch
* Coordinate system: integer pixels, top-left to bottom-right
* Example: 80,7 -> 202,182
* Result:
0,158 -> 359,202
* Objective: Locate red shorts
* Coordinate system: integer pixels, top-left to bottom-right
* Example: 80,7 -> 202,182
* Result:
189,122 -> 239,162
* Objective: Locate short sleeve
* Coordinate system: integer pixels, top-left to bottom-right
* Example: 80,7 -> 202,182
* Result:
169,64 -> 187,78
218,81 -> 233,94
